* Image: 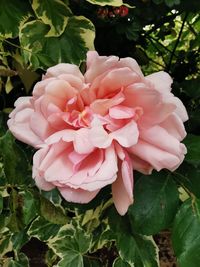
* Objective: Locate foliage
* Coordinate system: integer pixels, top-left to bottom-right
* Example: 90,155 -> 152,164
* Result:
0,0 -> 200,266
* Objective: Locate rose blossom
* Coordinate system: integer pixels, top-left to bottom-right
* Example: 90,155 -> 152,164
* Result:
8,51 -> 188,215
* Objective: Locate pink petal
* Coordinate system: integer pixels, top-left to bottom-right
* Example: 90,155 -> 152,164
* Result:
47,112 -> 68,130
130,154 -> 153,175
58,74 -> 84,90
45,63 -> 84,81
112,157 -> 134,215
159,113 -> 186,141
67,149 -> 103,187
85,52 -> 119,83
30,112 -> 54,142
89,118 -> 112,148
44,144 -> 74,182
8,97 -> 43,147
59,187 -> 100,203
115,142 -> 125,160
33,78 -> 55,97
33,148 -> 55,191
146,71 -> 173,93
128,140 -> 186,171
140,125 -> 186,157
111,120 -> 139,147
123,84 -> 161,111
45,79 -> 77,99
45,129 -> 75,145
109,105 -> 135,119
97,67 -> 140,98
74,128 -> 95,154
90,91 -> 125,116
118,57 -> 144,77
165,94 -> 188,122
79,145 -> 118,191
139,102 -> 176,127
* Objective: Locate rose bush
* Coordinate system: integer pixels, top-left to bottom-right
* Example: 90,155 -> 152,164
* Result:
8,51 -> 188,215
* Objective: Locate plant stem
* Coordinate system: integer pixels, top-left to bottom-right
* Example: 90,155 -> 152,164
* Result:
166,13 -> 189,72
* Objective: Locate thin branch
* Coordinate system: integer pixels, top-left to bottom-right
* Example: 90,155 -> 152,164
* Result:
166,13 -> 189,72
0,38 -> 32,53
148,35 -> 176,56
144,12 -> 181,36
146,37 -> 167,66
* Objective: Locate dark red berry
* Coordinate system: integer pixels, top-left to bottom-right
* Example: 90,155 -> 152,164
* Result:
119,6 -> 129,17
113,7 -> 121,15
97,7 -> 108,19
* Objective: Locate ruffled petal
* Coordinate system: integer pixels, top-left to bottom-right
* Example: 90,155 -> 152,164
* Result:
59,187 -> 99,203
146,71 -> 172,93
111,120 -> 139,147
112,155 -> 134,215
45,63 -> 84,81
128,140 -> 186,171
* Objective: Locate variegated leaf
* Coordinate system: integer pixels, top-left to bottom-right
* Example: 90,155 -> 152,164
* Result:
31,0 -> 72,37
19,16 -> 95,69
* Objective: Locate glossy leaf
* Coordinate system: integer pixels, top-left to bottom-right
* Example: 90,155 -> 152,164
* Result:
0,131 -> 31,185
183,134 -> 200,167
174,163 -> 200,198
0,0 -> 30,38
31,0 -> 72,36
11,230 -> 30,251
83,257 -> 102,267
28,216 -> 61,241
113,257 -> 131,267
19,190 -> 39,225
0,231 -> 12,256
172,198 -> 200,267
0,195 -> 2,214
5,253 -> 29,267
19,16 -> 95,69
50,226 -> 91,257
86,0 -> 123,6
117,234 -> 159,267
56,252 -> 83,267
40,195 -> 68,225
129,172 -> 179,235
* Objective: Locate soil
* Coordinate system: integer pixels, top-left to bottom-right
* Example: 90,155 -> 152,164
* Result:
21,231 -> 177,267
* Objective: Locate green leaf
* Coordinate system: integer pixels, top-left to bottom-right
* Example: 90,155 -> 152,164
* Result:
181,78 -> 200,99
0,112 -> 8,137
31,0 -> 72,37
19,190 -> 39,225
19,16 -> 95,69
113,257 -> 131,267
11,230 -> 30,251
117,234 -> 159,267
40,195 -> 68,225
0,0 -> 30,38
28,216 -> 61,241
165,0 -> 180,7
0,131 -> 32,185
41,188 -> 63,206
0,231 -> 13,256
50,226 -> 92,257
174,163 -> 200,198
6,253 -> 29,267
0,195 -> 2,214
172,198 -> 200,267
85,0 -> 123,6
183,134 -> 200,167
7,188 -> 24,232
83,257 -> 102,267
57,252 -> 83,267
129,172 -> 179,235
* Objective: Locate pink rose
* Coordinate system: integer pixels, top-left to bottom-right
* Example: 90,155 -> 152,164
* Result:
8,51 -> 188,215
